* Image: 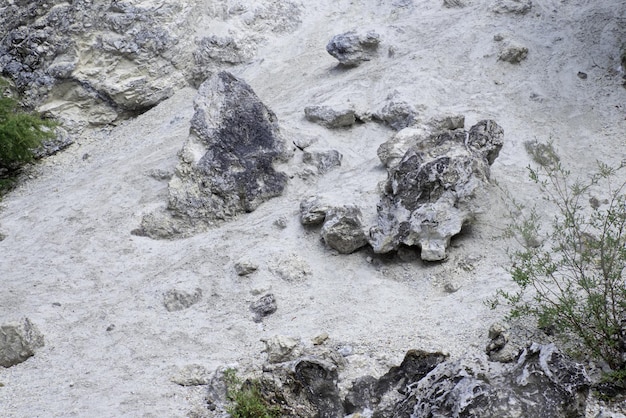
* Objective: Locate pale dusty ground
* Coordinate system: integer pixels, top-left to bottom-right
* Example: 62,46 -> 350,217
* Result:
1,1 -> 626,417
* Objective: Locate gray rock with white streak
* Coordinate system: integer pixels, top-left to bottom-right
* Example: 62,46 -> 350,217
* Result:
300,196 -> 331,225
326,30 -> 381,66
370,120 -> 503,260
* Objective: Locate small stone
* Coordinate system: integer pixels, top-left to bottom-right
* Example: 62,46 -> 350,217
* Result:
163,288 -> 202,312
498,44 -> 528,64
250,293 -> 277,322
326,30 -> 381,66
234,261 -> 258,276
338,345 -> 353,357
0,318 -> 45,368
52,302 -> 61,307
274,216 -> 288,229
321,205 -> 368,254
443,0 -> 465,7
300,196 -> 330,226
493,33 -> 505,42
304,105 -> 357,128
312,333 -> 329,345
106,324 -> 115,332
491,0 -> 532,14
577,71 -> 587,79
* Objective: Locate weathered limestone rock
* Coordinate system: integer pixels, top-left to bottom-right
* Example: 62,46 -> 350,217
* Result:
0,318 -> 45,368
300,196 -> 330,225
397,344 -> 589,418
302,149 -> 343,174
370,120 -> 503,260
234,260 -> 258,276
326,30 -> 381,66
373,100 -> 418,131
262,335 -> 302,363
499,43 -> 529,64
377,115 -> 465,169
136,71 -> 291,238
443,0 -> 466,7
171,364 -> 211,386
270,254 -> 312,282
0,1 -> 303,125
321,205 -> 369,254
31,127 -> 73,159
250,293 -> 278,322
304,105 -> 357,128
163,288 -> 202,312
344,349 -> 448,416
491,0 -> 533,14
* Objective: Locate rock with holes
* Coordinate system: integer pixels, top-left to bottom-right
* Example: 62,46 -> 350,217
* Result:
0,318 -> 45,368
136,71 -> 291,238
326,30 -> 381,66
369,120 -> 503,260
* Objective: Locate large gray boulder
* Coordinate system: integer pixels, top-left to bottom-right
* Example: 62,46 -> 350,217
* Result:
369,120 -> 503,260
326,30 -> 381,67
136,71 -> 291,238
0,318 -> 45,368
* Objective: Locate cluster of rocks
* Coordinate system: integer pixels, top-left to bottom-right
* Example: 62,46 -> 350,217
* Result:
300,117 -> 504,261
198,334 -> 590,418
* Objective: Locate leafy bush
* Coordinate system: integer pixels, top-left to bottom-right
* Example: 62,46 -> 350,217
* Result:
491,149 -> 626,375
223,368 -> 280,418
0,83 -> 57,191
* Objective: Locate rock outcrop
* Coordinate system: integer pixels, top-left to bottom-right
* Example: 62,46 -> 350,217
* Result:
326,30 -> 381,66
135,71 -> 291,238
397,344 -> 589,418
0,1 -> 302,125
369,120 -> 503,260
0,318 -> 45,368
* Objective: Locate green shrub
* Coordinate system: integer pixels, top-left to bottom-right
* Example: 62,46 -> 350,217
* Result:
223,368 -> 280,418
0,82 -> 57,191
491,153 -> 626,374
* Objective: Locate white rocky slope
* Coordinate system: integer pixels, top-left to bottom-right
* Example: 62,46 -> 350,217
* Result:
1,0 -> 625,416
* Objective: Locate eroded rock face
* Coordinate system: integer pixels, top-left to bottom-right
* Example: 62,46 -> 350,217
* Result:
0,1 -> 302,125
0,318 -> 45,368
369,120 -> 503,260
399,344 -> 589,418
326,30 -> 381,66
136,71 -> 291,238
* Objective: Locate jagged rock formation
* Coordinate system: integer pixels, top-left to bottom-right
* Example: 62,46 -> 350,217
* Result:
208,340 -> 588,418
326,30 -> 381,66
0,0 -> 302,125
398,343 -> 589,418
369,120 -> 504,261
0,318 -> 44,368
134,71 -> 291,238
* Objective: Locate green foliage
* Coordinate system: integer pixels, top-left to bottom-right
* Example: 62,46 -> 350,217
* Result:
0,81 -> 57,193
491,153 -> 626,374
223,368 -> 280,418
